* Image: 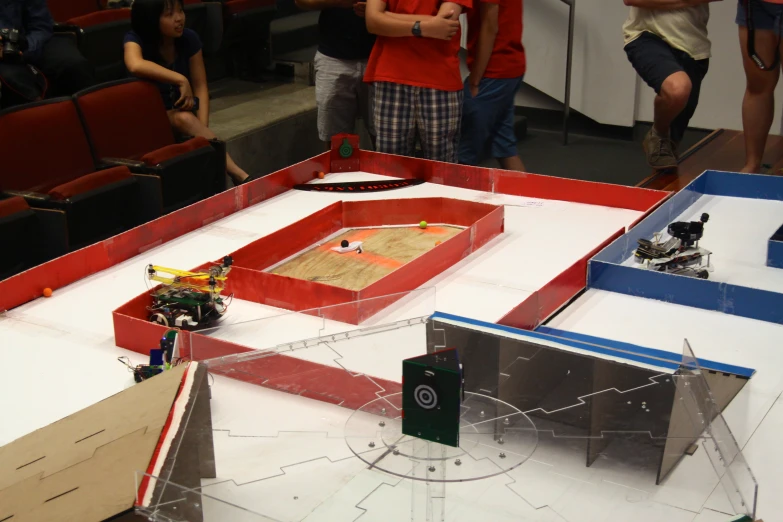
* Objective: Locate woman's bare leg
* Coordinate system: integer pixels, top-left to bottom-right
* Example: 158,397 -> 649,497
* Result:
738,26 -> 780,173
168,110 -> 250,183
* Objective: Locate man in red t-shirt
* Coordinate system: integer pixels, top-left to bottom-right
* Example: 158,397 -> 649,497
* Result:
365,0 -> 471,162
459,0 -> 526,170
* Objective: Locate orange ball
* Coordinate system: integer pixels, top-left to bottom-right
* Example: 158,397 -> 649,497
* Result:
43,288 -> 53,298
317,171 -> 326,179
435,241 -> 442,246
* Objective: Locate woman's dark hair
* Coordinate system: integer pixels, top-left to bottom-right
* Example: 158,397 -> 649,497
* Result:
131,0 -> 184,63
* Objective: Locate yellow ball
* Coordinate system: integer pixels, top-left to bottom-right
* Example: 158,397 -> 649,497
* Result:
419,221 -> 427,229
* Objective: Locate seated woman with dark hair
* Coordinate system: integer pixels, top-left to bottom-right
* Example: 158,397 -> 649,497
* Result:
123,0 -> 251,185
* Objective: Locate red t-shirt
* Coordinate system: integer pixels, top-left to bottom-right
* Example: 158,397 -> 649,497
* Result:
364,0 -> 472,92
467,0 -> 525,79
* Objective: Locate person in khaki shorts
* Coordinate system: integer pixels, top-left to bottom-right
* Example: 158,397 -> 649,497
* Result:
622,0 -> 721,170
295,0 -> 377,148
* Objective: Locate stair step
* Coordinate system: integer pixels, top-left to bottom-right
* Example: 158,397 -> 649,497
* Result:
274,44 -> 317,64
271,11 -> 320,57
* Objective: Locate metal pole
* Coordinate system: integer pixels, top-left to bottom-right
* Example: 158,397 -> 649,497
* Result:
563,0 -> 575,145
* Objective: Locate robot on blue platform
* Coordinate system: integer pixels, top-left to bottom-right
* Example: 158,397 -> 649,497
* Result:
634,213 -> 712,279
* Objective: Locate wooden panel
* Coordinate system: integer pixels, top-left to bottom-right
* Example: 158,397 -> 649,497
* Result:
0,365 -> 191,522
271,226 -> 463,292
147,365 -> 214,522
639,130 -> 783,192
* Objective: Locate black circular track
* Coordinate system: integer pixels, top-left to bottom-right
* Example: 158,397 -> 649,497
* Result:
293,178 -> 425,193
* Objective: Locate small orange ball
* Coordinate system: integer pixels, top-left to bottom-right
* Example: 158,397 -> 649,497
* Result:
43,288 -> 53,298
435,241 -> 442,246
317,171 -> 326,179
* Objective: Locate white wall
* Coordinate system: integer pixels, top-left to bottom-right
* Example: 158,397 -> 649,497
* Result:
522,0 -> 637,127
515,83 -> 563,110
518,0 -> 782,133
634,1 -> 783,133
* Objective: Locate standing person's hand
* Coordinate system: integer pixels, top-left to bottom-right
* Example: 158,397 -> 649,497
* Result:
469,82 -> 479,98
421,11 -> 459,40
175,76 -> 195,111
354,1 -> 367,17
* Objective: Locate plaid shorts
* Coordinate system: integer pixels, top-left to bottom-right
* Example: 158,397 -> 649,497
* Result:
373,82 -> 463,163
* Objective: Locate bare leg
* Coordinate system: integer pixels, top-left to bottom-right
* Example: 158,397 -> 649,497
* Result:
168,111 -> 249,183
654,72 -> 692,137
498,155 -> 526,172
738,26 -> 780,173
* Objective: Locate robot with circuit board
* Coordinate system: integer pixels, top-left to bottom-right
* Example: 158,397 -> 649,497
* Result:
146,256 -> 234,329
635,213 -> 712,279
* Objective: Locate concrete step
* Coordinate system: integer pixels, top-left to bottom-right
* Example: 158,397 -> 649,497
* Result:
274,44 -> 317,85
274,44 -> 317,64
205,75 -> 528,185
208,78 -> 321,181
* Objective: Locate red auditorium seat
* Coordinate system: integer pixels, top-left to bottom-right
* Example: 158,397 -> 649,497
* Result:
0,197 -> 70,280
48,0 -> 132,82
0,197 -> 37,280
74,79 -> 224,212
0,99 -> 153,250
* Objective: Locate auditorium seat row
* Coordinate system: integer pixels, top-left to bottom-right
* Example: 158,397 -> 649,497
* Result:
0,79 -> 225,280
48,0 -> 278,82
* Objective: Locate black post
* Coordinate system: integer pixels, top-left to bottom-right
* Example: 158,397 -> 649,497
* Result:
563,0 -> 575,145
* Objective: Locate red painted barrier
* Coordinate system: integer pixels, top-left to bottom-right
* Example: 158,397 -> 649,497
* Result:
4,139 -> 670,417
209,352 -> 402,410
230,202 -> 343,270
493,170 -> 668,213
112,197 -> 505,336
0,152 -> 331,313
498,227 -> 625,330
358,150 -> 670,213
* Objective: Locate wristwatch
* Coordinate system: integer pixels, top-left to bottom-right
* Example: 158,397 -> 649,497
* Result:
412,21 -> 422,37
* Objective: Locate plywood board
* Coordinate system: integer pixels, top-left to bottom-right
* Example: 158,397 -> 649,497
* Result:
0,363 -> 202,522
270,226 -> 463,291
142,364 -> 214,522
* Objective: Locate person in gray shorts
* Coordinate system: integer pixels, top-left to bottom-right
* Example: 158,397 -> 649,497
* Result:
295,0 -> 377,148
